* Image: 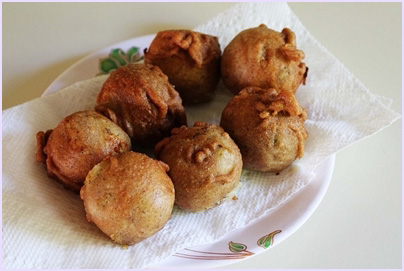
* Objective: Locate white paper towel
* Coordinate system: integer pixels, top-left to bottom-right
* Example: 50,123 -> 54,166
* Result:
2,2 -> 400,269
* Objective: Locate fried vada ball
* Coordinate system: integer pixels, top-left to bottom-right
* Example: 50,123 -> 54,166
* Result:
144,30 -> 221,104
36,110 -> 131,192
220,87 -> 308,173
155,122 -> 242,212
95,63 -> 187,146
80,151 -> 175,246
221,24 -> 308,95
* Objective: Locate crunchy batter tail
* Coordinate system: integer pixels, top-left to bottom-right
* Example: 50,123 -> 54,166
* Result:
36,129 -> 53,164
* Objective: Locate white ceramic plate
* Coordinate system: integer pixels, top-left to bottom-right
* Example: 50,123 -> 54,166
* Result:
43,34 -> 336,268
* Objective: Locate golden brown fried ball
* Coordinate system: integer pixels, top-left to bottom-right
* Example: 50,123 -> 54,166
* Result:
144,30 -> 221,104
221,24 -> 308,95
80,151 -> 175,246
155,122 -> 242,212
36,110 -> 131,192
95,63 -> 187,146
220,87 -> 308,173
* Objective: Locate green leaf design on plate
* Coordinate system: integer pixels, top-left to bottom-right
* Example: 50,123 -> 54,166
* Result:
127,46 -> 140,62
257,230 -> 282,249
229,241 -> 248,253
110,48 -> 127,66
97,46 -> 144,76
99,59 -> 118,74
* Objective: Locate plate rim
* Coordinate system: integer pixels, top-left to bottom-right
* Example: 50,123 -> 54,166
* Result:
43,33 -> 156,96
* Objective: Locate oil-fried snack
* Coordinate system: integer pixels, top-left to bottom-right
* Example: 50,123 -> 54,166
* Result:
155,122 -> 242,212
95,63 -> 187,146
144,30 -> 221,104
221,24 -> 308,95
81,151 -> 175,246
220,87 -> 308,172
36,110 -> 131,192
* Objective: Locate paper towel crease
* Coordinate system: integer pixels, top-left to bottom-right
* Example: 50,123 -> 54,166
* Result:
2,2 -> 400,269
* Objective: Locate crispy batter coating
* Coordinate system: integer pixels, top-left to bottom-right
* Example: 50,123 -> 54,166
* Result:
220,87 -> 308,172
80,151 -> 175,246
36,110 -> 131,192
144,30 -> 221,104
221,24 -> 308,95
95,63 -> 187,146
155,122 -> 242,212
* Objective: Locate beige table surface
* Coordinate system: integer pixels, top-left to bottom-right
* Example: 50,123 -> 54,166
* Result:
2,2 -> 402,269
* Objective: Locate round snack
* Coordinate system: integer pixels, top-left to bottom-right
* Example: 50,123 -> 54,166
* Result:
95,63 -> 187,146
144,30 -> 221,104
221,24 -> 308,95
36,110 -> 131,192
81,151 -> 175,246
155,122 -> 242,212
220,87 -> 308,173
